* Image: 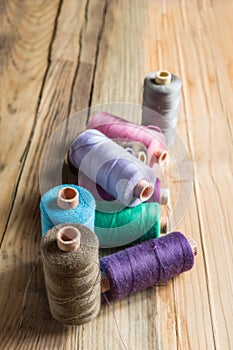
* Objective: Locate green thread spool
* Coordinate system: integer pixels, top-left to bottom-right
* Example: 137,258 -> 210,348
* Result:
94,202 -> 164,248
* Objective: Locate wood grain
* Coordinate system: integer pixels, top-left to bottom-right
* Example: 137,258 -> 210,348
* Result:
0,0 -> 232,349
0,0 -> 63,242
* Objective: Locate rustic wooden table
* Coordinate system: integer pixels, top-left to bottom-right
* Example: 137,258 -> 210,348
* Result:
1,1 -> 232,349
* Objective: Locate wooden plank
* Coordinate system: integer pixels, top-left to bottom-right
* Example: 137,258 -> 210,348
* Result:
0,0 -> 108,349
174,1 -> 233,348
0,0 -> 61,241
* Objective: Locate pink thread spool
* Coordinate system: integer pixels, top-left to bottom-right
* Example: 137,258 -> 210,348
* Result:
87,112 -> 168,167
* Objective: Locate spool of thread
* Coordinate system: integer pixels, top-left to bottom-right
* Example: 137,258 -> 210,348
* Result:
78,171 -> 116,203
69,129 -> 156,207
142,70 -> 182,147
78,171 -> 169,209
95,202 -> 161,248
100,232 -> 196,300
87,112 -> 168,167
41,224 -> 101,325
78,172 -> 164,208
114,140 -> 148,164
40,184 -> 96,236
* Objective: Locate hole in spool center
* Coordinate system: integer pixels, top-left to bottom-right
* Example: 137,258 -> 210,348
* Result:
138,151 -> 147,163
160,151 -> 167,161
140,184 -> 153,201
59,227 -> 79,242
158,71 -> 169,78
60,187 -> 77,200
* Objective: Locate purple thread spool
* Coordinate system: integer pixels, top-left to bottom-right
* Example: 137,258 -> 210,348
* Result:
69,129 -> 156,207
78,171 -> 115,202
100,232 -> 196,300
78,172 -> 162,206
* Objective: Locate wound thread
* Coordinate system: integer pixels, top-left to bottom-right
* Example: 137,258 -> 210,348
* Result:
142,71 -> 182,146
87,112 -> 166,166
95,202 -> 161,248
41,223 -> 101,325
69,129 -> 156,207
40,185 -> 96,236
77,171 -> 162,211
100,231 -> 194,301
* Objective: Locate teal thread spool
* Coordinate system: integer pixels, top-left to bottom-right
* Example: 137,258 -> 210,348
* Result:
94,202 -> 167,248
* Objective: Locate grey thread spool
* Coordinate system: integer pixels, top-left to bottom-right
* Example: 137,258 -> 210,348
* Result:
41,223 -> 101,325
142,70 -> 182,146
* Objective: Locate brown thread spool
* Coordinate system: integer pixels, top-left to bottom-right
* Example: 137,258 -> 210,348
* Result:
100,237 -> 197,293
41,224 -> 101,325
134,179 -> 154,202
57,186 -> 79,210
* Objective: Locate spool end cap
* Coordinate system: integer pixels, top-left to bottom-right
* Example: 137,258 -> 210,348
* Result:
155,70 -> 172,85
57,187 -> 79,210
57,226 -> 81,252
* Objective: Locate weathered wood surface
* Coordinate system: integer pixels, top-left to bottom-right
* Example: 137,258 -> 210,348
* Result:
0,0 -> 232,349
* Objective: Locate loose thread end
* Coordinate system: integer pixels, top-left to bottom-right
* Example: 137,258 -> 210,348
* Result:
188,238 -> 198,256
134,180 -> 154,202
57,186 -> 79,210
155,70 -> 172,85
56,226 -> 81,252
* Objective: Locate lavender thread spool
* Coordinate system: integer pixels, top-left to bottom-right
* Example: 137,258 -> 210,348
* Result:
69,129 -> 156,207
77,172 -> 169,209
142,70 -> 182,147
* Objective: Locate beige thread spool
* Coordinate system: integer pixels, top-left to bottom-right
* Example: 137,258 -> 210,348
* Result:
41,224 -> 101,325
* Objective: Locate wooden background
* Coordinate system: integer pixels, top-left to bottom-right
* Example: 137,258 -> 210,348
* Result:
0,0 -> 232,349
